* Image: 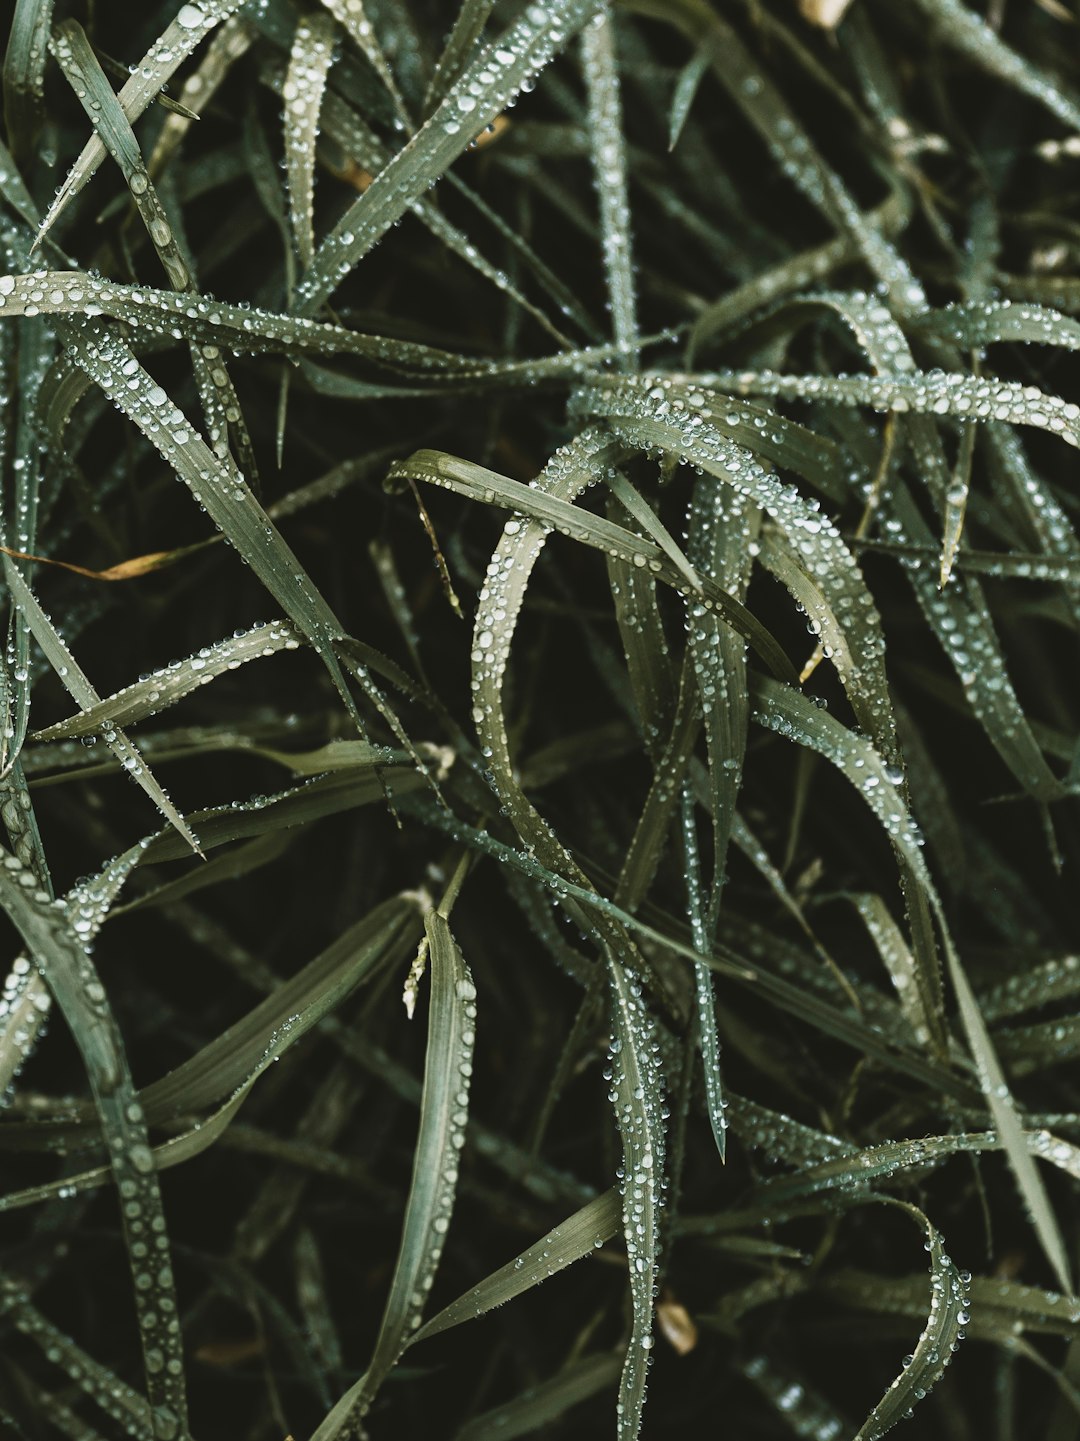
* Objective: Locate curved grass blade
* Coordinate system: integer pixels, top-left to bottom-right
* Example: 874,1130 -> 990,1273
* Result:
0,895 -> 420,1153
276,66 -> 582,347
573,377 -> 894,744
50,23 -> 192,294
0,268 -> 606,378
750,674 -> 1072,1293
0,852 -> 189,1439
132,765 -> 429,869
887,479 -> 1062,803
916,299 -> 1080,352
687,191 -> 908,361
112,831 -> 291,917
0,1080 -> 251,1214
821,1267 -> 1080,1343
706,365 -> 1080,449
853,1202 -> 969,1441
44,23 -> 258,473
31,620 -> 303,741
311,908 -> 476,1438
400,792 -> 976,1101
385,444 -> 797,683
848,892 -> 937,1049
439,423 -> 669,1439
745,1128 -> 1080,1212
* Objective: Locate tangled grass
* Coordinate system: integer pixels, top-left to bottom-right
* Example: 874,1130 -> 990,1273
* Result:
2,1 -> 1080,1438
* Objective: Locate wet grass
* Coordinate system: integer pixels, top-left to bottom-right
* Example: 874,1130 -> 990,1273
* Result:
1,1 -> 1080,1438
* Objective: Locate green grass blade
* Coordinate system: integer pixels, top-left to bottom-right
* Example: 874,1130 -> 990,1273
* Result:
853,1203 -> 969,1441
58,322 -> 372,735
34,0 -> 246,247
944,933 -> 1074,1294
319,0 -> 408,120
0,1283 -> 153,1440
456,1352 -> 623,1441
750,673 -> 1072,1292
423,0 -> 494,111
681,785 -> 728,1161
413,1189 -> 622,1343
312,908 -> 477,1437
31,621 -> 303,741
50,23 -> 192,293
295,0 -> 604,313
5,560 -> 202,854
706,364 -> 1080,449
0,853 -> 189,1438
387,444 -> 796,683
2,0 -> 54,163
284,11 -> 336,270
582,6 -> 637,362
615,652 -> 699,913
0,267 -> 603,375
606,470 -> 700,592
907,0 -> 1080,132
668,41 -> 711,151
848,892 -> 937,1050
606,954 -> 666,1441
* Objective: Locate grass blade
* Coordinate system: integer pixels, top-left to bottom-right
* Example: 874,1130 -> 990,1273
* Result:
5,560 -> 202,853
582,6 -> 637,362
34,0 -> 246,247
58,322 -> 370,735
386,444 -> 796,683
312,907 -> 477,1437
2,0 -> 54,163
414,1189 -> 622,1343
853,1203 -> 969,1441
0,853 -> 189,1437
606,955 -> 666,1441
284,11 -> 336,269
456,1353 -> 623,1441
295,0 -> 604,312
